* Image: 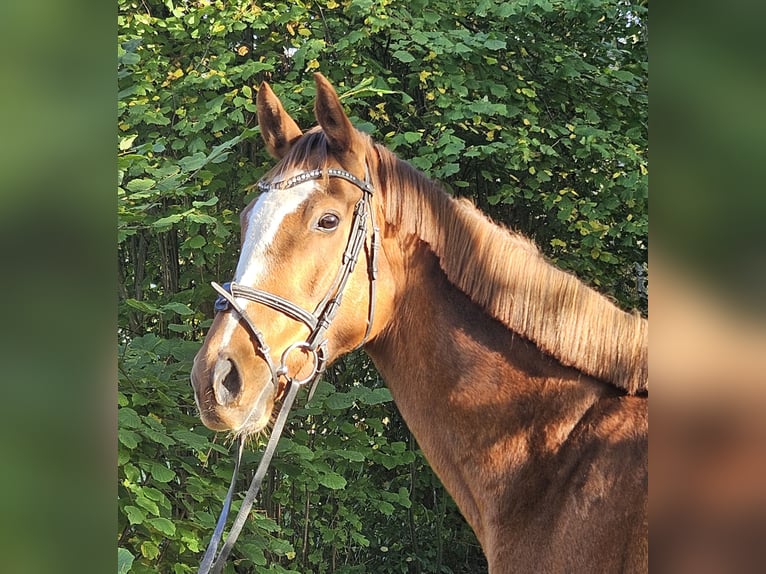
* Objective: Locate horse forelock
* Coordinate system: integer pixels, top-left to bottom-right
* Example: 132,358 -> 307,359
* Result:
369,142 -> 648,395
263,126 -> 374,184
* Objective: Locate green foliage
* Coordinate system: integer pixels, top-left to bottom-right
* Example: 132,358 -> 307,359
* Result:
118,0 -> 646,571
118,338 -> 482,572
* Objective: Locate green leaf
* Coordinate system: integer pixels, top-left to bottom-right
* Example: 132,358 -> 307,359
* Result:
141,426 -> 176,448
267,537 -> 294,556
484,39 -> 506,51
186,235 -> 206,249
397,486 -> 412,508
324,391 -> 356,410
279,439 -> 315,460
124,299 -> 161,314
117,547 -> 135,574
179,527 -> 202,553
612,70 -> 635,82
151,214 -> 183,229
178,152 -> 208,172
497,2 -> 520,16
123,463 -> 140,483
141,486 -> 167,503
120,52 -> 140,66
118,429 -> 140,449
392,50 -> 415,63
119,135 -> 138,151
410,156 -> 433,171
337,450 -> 365,462
150,461 -> 176,483
125,178 -> 156,192
318,472 -> 347,490
147,517 -> 176,536
359,387 -> 392,405
192,196 -> 219,207
118,407 -> 141,429
172,429 -> 211,452
135,495 -> 160,516
163,302 -> 194,316
252,513 -> 280,532
124,505 -> 146,525
239,543 -> 267,566
187,214 -> 217,225
140,540 -> 160,560
403,131 -> 422,143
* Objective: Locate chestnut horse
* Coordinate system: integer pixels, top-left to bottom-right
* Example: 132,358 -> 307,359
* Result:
191,73 -> 648,573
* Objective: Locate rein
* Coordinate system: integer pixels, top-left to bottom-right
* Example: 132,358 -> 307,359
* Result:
197,166 -> 379,574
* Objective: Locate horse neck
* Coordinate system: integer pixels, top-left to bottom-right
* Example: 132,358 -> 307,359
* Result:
364,238 -> 618,543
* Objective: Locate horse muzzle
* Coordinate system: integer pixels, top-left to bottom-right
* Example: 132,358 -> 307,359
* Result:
191,348 -> 276,434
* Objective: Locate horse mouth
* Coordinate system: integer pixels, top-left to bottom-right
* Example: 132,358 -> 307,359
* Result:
232,386 -> 277,437
227,378 -> 292,440
194,377 -> 279,439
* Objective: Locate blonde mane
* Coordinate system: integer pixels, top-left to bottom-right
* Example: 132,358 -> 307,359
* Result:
275,128 -> 648,394
370,141 -> 648,395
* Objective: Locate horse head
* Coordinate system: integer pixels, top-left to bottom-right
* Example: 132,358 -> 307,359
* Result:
190,74 -> 392,436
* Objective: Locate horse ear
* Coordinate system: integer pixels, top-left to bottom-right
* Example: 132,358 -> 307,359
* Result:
256,82 -> 303,159
314,73 -> 359,155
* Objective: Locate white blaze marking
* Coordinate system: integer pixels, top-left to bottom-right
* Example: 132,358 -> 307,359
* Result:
218,179 -> 317,348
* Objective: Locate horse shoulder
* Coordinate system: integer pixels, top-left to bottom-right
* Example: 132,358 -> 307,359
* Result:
489,394 -> 648,573
551,395 -> 648,572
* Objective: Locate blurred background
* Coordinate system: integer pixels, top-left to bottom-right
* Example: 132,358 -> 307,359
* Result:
651,0 -> 766,571
0,1 -> 116,573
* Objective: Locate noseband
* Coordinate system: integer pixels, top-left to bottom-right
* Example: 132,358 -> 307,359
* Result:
198,165 -> 380,574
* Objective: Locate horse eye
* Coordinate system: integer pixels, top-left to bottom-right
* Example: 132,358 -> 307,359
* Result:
317,213 -> 340,231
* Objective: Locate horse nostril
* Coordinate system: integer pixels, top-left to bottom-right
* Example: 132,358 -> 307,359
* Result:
213,357 -> 242,406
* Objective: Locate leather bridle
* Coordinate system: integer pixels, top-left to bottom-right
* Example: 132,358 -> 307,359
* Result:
197,165 -> 380,574
211,165 -> 379,393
